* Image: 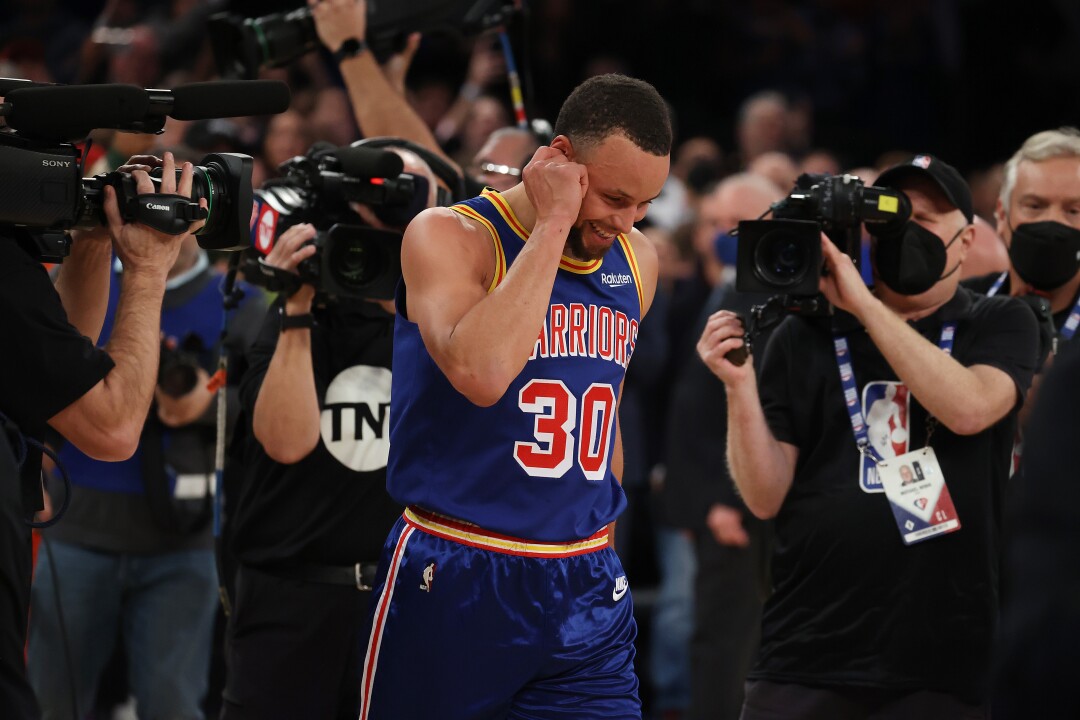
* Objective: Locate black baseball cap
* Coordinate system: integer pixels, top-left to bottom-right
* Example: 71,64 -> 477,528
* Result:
875,154 -> 974,224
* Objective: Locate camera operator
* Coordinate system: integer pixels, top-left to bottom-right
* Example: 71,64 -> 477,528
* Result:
26,224 -> 266,719
220,145 -> 439,720
0,152 -> 204,719
698,156 -> 1038,718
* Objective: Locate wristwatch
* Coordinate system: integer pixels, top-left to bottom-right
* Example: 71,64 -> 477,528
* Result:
279,307 -> 315,332
333,37 -> 368,63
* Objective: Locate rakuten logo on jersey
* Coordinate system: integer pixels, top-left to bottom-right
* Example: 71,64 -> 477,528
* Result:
320,365 -> 392,472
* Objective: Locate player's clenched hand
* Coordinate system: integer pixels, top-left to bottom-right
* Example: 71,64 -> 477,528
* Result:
522,146 -> 588,227
697,310 -> 754,386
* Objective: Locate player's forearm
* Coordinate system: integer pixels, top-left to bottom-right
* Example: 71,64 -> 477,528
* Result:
725,380 -> 795,519
339,54 -> 460,173
436,220 -> 568,405
54,233 -> 113,344
857,298 -> 1012,434
252,330 -> 321,464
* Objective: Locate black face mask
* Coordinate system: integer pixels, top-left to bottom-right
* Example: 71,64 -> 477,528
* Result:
1008,220 -> 1080,291
871,221 -> 963,296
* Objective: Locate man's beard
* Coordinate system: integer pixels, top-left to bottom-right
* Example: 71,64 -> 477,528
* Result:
565,224 -> 608,262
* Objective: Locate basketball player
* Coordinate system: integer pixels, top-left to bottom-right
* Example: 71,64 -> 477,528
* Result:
359,74 -> 672,719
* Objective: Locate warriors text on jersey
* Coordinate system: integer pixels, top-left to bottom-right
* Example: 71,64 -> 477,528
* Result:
387,189 -> 645,541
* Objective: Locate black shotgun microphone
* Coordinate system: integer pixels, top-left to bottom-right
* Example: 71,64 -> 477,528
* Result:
1,80 -> 291,142
331,146 -> 405,179
2,84 -> 149,141
170,80 -> 291,120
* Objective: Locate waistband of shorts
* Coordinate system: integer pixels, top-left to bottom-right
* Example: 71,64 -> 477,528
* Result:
403,507 -> 610,558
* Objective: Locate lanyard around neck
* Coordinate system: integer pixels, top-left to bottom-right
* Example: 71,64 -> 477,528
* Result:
833,322 -> 955,463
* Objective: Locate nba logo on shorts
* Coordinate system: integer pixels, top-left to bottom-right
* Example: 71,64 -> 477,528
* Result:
859,381 -> 910,493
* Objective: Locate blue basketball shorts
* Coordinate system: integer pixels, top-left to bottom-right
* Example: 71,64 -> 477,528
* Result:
359,507 -> 641,720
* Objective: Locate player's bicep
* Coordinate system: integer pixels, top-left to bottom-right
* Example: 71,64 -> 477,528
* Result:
400,209 -> 492,365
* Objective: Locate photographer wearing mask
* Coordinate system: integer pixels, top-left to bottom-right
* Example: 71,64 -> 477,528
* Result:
698,156 -> 1038,719
27,228 -> 265,720
0,153 -> 204,719
221,145 -> 441,720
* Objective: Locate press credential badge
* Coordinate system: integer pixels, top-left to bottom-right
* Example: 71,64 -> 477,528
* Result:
877,447 -> 961,545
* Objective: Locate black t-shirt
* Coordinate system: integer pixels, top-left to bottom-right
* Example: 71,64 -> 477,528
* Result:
0,237 -> 114,513
229,299 -> 403,567
753,287 -> 1037,703
964,271 -> 1080,335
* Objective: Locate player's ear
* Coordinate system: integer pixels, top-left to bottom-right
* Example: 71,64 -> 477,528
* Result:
551,135 -> 574,161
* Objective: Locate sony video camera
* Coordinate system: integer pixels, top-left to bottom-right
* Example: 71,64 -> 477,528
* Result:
209,0 -> 519,79
246,139 -> 460,301
0,79 -> 290,260
736,173 -> 911,299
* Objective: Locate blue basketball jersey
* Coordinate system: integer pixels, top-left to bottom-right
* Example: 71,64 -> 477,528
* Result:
388,189 -> 645,542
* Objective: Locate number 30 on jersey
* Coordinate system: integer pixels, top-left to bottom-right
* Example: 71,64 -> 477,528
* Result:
513,379 -> 616,480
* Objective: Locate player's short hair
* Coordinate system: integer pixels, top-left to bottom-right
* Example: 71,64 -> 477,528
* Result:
554,74 -> 672,157
1000,127 -> 1080,209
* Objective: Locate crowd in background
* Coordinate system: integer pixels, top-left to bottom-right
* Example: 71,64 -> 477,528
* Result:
2,0 -> 1079,718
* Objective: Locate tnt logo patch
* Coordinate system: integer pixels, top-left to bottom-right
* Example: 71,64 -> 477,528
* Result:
320,365 -> 392,472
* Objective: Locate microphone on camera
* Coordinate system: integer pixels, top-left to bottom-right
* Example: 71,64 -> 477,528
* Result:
168,80 -> 292,120
331,146 -> 405,179
1,80 -> 291,142
2,84 -> 150,141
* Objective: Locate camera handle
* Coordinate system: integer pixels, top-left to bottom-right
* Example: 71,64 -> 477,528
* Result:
724,293 -> 833,366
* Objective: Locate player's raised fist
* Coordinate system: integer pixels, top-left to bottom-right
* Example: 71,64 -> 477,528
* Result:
522,146 -> 588,225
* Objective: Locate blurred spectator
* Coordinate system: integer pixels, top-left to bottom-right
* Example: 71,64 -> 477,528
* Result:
663,173 -> 783,720
735,90 -> 790,166
451,94 -> 511,168
0,0 -> 87,83
672,137 -> 726,197
960,216 -> 1009,280
969,163 -> 1005,223
434,35 -> 507,146
846,166 -> 880,185
798,149 -> 842,177
309,87 -> 359,147
747,151 -> 799,193
468,127 -> 541,193
261,110 -> 313,178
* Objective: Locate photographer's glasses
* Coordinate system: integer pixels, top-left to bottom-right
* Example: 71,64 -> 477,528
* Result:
473,162 -> 522,179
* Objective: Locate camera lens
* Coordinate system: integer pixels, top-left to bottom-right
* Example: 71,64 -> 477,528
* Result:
754,229 -> 811,288
329,236 -> 382,290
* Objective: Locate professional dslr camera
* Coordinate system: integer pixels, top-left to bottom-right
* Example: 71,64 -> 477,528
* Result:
158,333 -> 207,399
209,0 -> 519,79
0,79 -> 290,260
245,138 -> 463,301
736,173 -> 911,301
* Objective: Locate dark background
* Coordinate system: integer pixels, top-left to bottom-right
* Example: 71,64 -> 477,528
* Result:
33,0 -> 1080,174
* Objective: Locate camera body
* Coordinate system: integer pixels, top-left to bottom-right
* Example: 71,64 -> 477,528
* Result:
247,143 -> 446,301
736,173 -> 910,296
209,0 -> 518,79
158,333 -> 207,399
0,131 -> 256,259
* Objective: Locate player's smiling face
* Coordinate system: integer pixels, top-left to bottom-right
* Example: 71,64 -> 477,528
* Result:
562,133 -> 669,262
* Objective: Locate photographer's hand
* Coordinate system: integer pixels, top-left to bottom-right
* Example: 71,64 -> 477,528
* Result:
697,311 -> 753,387
264,223 -> 317,314
309,0 -> 366,55
156,366 -> 213,428
104,152 -> 207,279
818,235 -> 876,317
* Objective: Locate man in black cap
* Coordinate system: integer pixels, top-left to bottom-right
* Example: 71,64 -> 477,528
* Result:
697,155 -> 1040,719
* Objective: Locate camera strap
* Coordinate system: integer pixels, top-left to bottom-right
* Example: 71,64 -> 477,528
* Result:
132,193 -> 209,235
833,322 -> 956,464
985,269 -> 1080,342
